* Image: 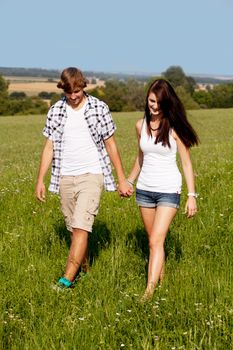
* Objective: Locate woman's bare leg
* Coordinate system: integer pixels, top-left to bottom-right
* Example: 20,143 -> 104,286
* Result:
140,206 -> 177,299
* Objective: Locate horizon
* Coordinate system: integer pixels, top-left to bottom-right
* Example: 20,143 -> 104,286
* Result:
1,66 -> 233,80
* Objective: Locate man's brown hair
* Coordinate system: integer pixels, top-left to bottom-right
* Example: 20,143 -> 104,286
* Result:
57,67 -> 87,93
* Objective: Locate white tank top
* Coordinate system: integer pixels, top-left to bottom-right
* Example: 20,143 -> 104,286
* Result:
137,120 -> 182,193
61,102 -> 102,176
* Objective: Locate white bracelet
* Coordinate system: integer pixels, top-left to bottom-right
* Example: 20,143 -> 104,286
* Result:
126,179 -> 134,186
187,192 -> 198,198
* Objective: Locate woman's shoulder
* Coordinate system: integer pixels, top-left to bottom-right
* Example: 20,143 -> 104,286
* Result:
136,118 -> 144,131
170,128 -> 178,140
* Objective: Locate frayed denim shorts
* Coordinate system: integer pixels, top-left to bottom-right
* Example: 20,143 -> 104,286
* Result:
136,188 -> 180,209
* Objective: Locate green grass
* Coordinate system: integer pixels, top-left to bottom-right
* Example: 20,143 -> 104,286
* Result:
0,109 -> 233,349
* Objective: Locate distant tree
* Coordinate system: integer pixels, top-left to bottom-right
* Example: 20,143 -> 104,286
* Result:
123,79 -> 146,111
87,87 -> 105,100
0,74 -> 55,115
88,80 -> 145,112
0,96 -> 48,116
50,93 -> 63,106
0,75 -> 9,114
210,84 -> 233,108
38,91 -> 51,99
0,75 -> 9,98
162,66 -> 187,88
162,66 -> 196,94
9,91 -> 26,99
0,99 -> 9,115
186,76 -> 196,95
175,86 -> 199,110
101,80 -> 127,112
192,90 -> 213,108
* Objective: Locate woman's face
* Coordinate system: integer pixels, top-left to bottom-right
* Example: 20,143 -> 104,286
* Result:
148,92 -> 160,116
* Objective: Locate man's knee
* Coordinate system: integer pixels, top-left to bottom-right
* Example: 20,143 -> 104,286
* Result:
72,228 -> 89,239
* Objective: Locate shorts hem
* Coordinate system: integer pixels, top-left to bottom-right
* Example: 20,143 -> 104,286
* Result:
68,224 -> 92,233
157,202 -> 180,209
136,201 -> 156,208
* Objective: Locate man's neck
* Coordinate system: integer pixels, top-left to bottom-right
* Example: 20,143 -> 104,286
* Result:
68,96 -> 87,111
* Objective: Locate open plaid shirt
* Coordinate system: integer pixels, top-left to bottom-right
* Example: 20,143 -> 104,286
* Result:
43,94 -> 117,193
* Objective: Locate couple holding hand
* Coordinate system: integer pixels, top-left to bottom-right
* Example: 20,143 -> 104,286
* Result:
36,67 -> 198,300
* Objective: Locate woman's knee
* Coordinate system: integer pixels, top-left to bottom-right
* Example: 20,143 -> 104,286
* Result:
148,238 -> 164,251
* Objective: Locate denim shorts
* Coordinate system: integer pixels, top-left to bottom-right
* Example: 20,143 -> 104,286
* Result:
136,188 -> 180,209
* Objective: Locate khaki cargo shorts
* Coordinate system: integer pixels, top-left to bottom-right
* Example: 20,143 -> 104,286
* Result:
59,173 -> 104,232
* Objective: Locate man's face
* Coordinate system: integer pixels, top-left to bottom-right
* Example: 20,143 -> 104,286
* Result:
65,88 -> 85,108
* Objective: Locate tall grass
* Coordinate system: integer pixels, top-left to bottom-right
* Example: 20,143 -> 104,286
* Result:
0,109 -> 232,349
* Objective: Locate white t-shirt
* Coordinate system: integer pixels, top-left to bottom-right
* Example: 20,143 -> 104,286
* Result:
137,120 -> 182,193
60,102 -> 102,176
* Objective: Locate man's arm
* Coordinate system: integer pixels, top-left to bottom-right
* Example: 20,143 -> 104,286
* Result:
35,138 -> 53,202
104,135 -> 133,197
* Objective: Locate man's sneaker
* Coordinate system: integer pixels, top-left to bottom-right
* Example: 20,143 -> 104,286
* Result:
51,277 -> 74,291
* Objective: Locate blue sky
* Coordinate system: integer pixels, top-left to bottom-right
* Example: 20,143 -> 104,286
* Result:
1,0 -> 233,76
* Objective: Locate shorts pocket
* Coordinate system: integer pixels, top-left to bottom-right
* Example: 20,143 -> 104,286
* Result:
87,197 -> 99,216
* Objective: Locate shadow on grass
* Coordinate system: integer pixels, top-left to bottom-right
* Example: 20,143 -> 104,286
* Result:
126,227 -> 182,263
54,219 -> 111,266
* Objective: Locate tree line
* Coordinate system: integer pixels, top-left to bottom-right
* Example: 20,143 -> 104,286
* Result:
192,84 -> 233,108
88,66 -> 233,111
1,66 -> 233,116
0,76 -> 48,116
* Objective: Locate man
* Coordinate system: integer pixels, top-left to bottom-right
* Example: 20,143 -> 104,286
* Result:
35,67 -> 133,288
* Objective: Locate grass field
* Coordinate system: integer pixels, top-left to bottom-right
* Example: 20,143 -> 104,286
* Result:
0,109 -> 232,349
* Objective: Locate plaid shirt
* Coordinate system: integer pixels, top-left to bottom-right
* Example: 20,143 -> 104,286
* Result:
43,94 -> 117,193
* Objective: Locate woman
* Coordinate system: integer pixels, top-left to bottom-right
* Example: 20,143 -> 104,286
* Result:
127,79 -> 199,300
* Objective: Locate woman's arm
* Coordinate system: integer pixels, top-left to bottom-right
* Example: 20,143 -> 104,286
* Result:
174,131 -> 198,218
127,119 -> 144,185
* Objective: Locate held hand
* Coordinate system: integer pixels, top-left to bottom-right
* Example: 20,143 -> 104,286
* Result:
35,181 -> 46,202
185,196 -> 197,218
117,180 -> 134,197
126,182 -> 134,196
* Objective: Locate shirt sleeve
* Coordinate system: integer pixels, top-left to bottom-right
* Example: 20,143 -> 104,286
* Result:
101,103 -> 117,140
42,107 -> 53,140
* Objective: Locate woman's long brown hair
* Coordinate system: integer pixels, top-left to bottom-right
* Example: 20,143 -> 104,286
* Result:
145,79 -> 199,148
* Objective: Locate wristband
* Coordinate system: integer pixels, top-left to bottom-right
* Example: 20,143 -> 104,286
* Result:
126,179 -> 134,186
187,192 -> 198,198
